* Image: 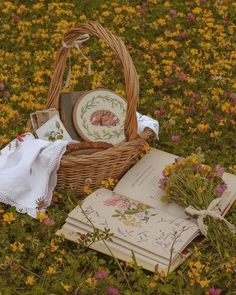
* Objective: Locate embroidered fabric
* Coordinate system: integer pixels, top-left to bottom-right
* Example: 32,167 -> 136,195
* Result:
0,134 -> 68,218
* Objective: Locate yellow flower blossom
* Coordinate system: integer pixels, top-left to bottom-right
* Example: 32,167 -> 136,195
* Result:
83,185 -> 92,195
101,178 -> 116,188
37,252 -> 45,260
3,212 -> 16,224
50,240 -> 59,252
10,242 -> 18,252
26,275 -> 35,286
85,277 -> 97,287
18,242 -> 24,252
61,281 -> 72,292
197,123 -> 210,132
199,279 -> 210,288
46,266 -> 56,274
36,212 -> 48,222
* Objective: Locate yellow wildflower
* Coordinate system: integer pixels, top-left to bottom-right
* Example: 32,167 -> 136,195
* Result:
18,242 -> 24,252
203,165 -> 212,173
101,178 -> 116,188
199,279 -> 210,288
186,117 -> 193,124
83,185 -> 92,195
3,212 -> 16,224
50,240 -> 59,252
61,281 -> 72,292
26,275 -> 35,286
37,252 -> 45,260
10,242 -> 18,252
0,208 -> 4,213
114,7 -> 122,14
79,15 -> 87,21
85,277 -> 97,287
197,123 -> 210,132
46,266 -> 56,274
36,212 -> 48,222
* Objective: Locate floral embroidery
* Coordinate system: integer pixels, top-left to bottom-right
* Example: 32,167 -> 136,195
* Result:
104,195 -> 157,228
44,121 -> 64,141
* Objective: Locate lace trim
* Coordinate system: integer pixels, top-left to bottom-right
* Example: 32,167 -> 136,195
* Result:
0,141 -> 68,218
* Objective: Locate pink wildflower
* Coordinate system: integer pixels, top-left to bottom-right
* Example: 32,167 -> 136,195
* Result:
208,288 -> 222,295
43,217 -> 55,226
178,73 -> 187,81
187,13 -> 195,22
169,9 -> 177,17
192,92 -> 201,100
0,82 -> 5,91
96,271 -> 108,279
171,135 -> 181,142
12,16 -> 20,24
3,91 -> 11,98
215,165 -> 224,177
106,286 -> 120,295
215,184 -> 227,197
154,106 -> 165,116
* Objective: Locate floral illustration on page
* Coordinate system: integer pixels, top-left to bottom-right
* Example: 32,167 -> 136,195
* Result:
103,195 -> 157,228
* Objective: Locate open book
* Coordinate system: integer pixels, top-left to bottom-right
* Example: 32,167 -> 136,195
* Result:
56,149 -> 236,273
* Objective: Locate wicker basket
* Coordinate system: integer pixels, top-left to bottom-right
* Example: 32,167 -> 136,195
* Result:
45,21 -> 148,195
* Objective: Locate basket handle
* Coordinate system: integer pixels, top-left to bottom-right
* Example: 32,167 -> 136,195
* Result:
46,21 -> 139,141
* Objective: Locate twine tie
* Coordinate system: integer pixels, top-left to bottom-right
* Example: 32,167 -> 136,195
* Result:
62,34 -> 92,87
185,197 -> 236,237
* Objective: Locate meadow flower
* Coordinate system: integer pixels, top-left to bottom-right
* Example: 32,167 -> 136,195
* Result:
164,77 -> 173,86
36,212 -> 48,222
26,275 -> 35,286
3,91 -> 11,98
95,270 -> 108,279
187,105 -> 195,114
85,277 -> 97,287
215,165 -> 224,177
171,135 -> 181,142
83,185 -> 92,195
192,92 -> 201,100
187,13 -> 195,22
0,82 -> 5,90
169,9 -> 177,18
3,212 -> 15,224
46,266 -> 56,274
106,286 -> 120,295
61,282 -> 72,292
43,217 -> 55,226
178,73 -> 187,81
154,106 -> 165,116
12,16 -> 20,24
36,196 -> 48,209
159,176 -> 168,190
208,288 -> 222,295
215,184 -> 227,197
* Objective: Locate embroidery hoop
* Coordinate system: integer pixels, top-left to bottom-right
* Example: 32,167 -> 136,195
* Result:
72,89 -> 127,144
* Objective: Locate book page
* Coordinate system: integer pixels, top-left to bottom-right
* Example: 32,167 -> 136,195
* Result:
115,149 -> 187,218
56,225 -> 185,273
221,172 -> 236,214
69,188 -> 199,261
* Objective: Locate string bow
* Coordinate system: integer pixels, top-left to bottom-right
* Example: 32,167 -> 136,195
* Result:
185,197 -> 236,237
62,34 -> 92,87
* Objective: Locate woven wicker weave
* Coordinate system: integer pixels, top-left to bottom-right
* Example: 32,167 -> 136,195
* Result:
46,21 -> 148,194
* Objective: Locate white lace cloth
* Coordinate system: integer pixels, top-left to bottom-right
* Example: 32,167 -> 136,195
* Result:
0,133 -> 68,217
0,114 -> 158,218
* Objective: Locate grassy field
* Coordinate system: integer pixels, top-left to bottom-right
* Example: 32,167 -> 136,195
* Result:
0,0 -> 236,294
